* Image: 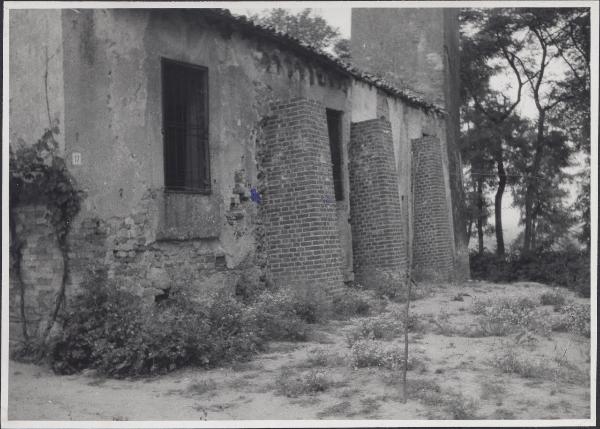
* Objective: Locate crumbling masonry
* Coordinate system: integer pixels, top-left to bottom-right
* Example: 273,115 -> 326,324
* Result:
8,8 -> 469,344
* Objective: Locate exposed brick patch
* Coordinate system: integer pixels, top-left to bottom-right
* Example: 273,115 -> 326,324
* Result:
411,135 -> 455,281
348,119 -> 407,285
9,205 -> 64,343
261,98 -> 344,295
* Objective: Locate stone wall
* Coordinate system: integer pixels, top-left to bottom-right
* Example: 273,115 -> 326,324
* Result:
349,118 -> 407,285
411,135 -> 455,281
261,98 -> 344,294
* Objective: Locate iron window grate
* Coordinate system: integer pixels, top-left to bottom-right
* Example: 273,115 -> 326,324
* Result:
162,58 -> 211,194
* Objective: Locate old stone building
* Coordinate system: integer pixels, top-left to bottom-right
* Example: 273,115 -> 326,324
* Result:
8,8 -> 469,343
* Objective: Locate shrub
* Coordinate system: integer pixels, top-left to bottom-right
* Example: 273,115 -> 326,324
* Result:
470,297 -> 551,337
43,273 -> 319,377
469,250 -> 590,298
349,340 -> 400,369
234,266 -> 268,302
287,284 -> 332,323
275,368 -> 331,397
348,340 -> 420,370
357,269 -> 404,300
246,290 -> 310,341
304,348 -> 329,367
345,314 -> 404,346
490,348 -> 551,378
407,379 -> 478,419
345,308 -> 423,346
556,303 -> 590,337
540,289 -> 566,307
443,392 -> 479,419
331,288 -> 372,318
47,278 -> 267,377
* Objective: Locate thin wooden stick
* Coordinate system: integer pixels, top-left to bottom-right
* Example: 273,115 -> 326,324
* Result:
402,149 -> 419,403
402,264 -> 412,403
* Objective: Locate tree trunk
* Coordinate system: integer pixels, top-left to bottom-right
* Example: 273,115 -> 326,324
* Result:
467,217 -> 473,248
530,202 -> 542,253
524,111 -> 546,254
477,178 -> 484,255
494,157 -> 506,256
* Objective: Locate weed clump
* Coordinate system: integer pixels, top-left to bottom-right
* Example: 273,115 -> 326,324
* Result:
275,368 -> 331,397
540,289 -> 567,308
349,340 -> 422,371
246,290 -> 311,341
470,296 -> 551,337
331,287 -> 374,318
345,308 -> 423,346
302,348 -> 344,368
490,348 -> 551,378
443,392 -> 479,419
551,303 -> 590,337
407,379 -> 478,419
357,269 -> 429,302
346,315 -> 404,346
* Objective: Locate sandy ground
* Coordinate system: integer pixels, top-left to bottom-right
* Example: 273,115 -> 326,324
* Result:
7,281 -> 592,421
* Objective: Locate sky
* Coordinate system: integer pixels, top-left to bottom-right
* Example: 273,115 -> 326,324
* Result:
228,4 -> 585,250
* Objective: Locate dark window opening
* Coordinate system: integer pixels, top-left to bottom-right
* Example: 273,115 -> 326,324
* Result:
162,58 -> 210,193
326,109 -> 344,201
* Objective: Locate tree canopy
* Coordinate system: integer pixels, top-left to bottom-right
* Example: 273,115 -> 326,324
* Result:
247,8 -> 351,59
459,7 -> 590,254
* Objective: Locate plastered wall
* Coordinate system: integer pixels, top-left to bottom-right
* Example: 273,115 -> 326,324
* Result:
9,9 -> 356,342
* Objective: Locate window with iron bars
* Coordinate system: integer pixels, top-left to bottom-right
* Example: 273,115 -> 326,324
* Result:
162,58 -> 210,193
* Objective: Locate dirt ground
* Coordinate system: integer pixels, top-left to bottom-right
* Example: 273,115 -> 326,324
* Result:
7,281 -> 592,421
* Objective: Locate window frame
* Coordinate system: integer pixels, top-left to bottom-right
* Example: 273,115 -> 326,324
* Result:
161,57 -> 211,195
326,108 -> 344,202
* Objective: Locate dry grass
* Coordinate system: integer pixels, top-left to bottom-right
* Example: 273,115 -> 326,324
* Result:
316,401 -> 352,418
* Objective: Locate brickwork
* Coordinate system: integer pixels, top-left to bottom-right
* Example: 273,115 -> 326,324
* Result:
411,136 -> 455,281
261,98 -> 344,294
9,205 -> 64,343
349,119 -> 407,284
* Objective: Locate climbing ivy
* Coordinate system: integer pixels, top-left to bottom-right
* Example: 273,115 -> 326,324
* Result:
9,128 -> 84,346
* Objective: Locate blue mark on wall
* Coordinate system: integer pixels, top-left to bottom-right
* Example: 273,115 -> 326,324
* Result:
323,195 -> 334,204
250,187 -> 262,204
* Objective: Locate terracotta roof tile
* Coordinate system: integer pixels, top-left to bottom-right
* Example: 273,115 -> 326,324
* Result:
204,9 -> 446,115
